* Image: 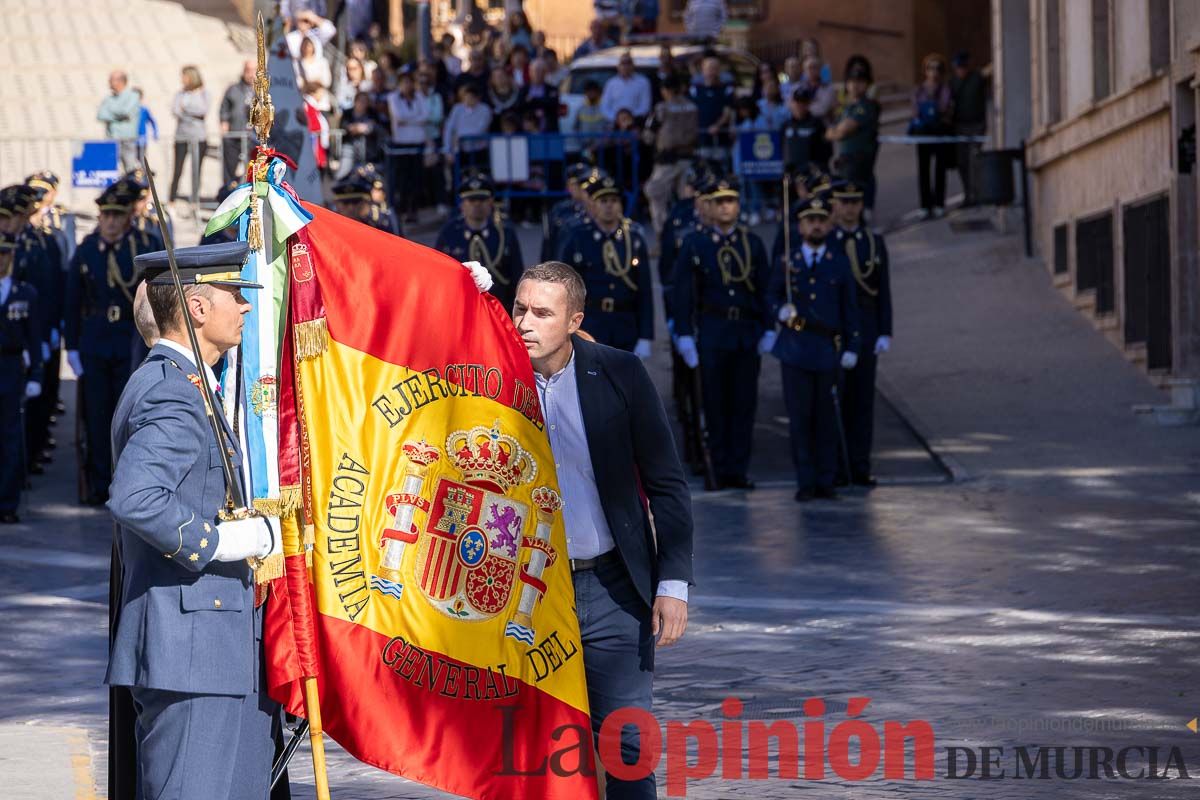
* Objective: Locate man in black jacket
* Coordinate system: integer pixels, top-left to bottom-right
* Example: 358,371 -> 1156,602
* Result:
513,261 -> 693,799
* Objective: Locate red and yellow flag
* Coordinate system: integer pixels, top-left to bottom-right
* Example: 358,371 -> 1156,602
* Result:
266,206 -> 597,798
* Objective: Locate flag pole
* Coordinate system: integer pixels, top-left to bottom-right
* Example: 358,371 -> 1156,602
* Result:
250,13 -> 331,798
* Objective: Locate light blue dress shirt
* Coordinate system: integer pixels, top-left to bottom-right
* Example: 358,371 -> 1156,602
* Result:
535,351 -> 688,603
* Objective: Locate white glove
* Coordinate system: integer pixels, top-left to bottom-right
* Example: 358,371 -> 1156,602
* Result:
874,335 -> 891,355
49,328 -> 60,349
461,260 -> 493,293
676,335 -> 699,369
777,305 -> 794,323
840,351 -> 858,370
757,330 -> 777,355
633,338 -> 652,359
25,381 -> 42,399
41,342 -> 51,363
213,516 -> 275,562
67,350 -> 84,378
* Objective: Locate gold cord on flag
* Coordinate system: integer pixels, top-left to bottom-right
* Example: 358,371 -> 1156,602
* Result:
295,317 -> 329,361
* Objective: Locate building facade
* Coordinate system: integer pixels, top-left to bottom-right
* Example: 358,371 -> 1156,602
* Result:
992,0 -> 1200,384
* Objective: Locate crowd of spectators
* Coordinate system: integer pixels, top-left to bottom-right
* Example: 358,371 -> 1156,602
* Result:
97,0 -> 986,229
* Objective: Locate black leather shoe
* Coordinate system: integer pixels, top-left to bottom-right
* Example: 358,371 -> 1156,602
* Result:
794,489 -> 813,503
0,512 -> 20,524
721,476 -> 756,490
852,474 -> 878,488
814,486 -> 841,500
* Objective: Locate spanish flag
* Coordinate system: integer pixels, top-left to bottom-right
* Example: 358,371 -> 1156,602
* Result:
266,205 -> 596,798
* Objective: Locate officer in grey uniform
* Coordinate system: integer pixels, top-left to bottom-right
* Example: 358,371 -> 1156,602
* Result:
107,240 -> 279,800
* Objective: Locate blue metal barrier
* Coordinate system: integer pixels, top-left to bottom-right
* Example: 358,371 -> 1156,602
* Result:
451,132 -> 642,210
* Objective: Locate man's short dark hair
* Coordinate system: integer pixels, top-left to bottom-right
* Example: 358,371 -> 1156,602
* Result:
147,282 -> 212,335
583,80 -> 602,94
662,73 -> 681,92
518,261 -> 586,314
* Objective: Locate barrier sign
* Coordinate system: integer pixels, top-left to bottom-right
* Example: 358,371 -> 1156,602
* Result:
738,130 -> 783,179
72,141 -> 120,188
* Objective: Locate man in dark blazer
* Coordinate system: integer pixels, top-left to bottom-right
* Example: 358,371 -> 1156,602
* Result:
513,261 -> 694,800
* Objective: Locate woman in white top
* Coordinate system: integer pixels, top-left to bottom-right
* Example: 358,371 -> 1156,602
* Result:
337,57 -> 371,112
298,37 -> 333,91
169,65 -> 209,203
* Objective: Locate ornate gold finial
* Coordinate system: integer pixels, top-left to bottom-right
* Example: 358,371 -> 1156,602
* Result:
249,13 -> 274,146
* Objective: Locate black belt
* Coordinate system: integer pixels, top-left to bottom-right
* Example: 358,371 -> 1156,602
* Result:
701,303 -> 757,322
784,315 -> 840,339
569,549 -> 621,573
586,296 -> 635,314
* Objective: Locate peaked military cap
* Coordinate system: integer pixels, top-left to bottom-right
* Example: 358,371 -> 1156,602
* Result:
566,162 -> 592,183
830,179 -> 864,200
96,180 -> 139,212
707,176 -> 741,200
0,184 -> 39,216
332,175 -> 373,201
136,241 -> 262,289
122,167 -> 150,190
352,163 -> 386,190
458,173 -> 494,199
797,196 -> 831,219
584,173 -> 620,200
25,171 -> 59,199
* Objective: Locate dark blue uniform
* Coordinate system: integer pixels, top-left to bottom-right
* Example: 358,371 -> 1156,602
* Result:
540,196 -> 585,263
13,227 -> 60,470
673,222 -> 769,483
832,223 -> 892,481
559,216 -> 653,350
434,211 -> 525,311
768,237 -> 861,494
65,225 -> 157,502
368,202 -> 402,236
0,275 -> 42,517
658,198 -> 698,326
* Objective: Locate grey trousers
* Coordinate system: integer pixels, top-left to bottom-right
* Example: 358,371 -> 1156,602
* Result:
129,684 -> 276,800
575,556 -> 657,799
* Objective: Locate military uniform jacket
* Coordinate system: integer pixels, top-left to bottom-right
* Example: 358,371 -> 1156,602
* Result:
672,224 -> 770,352
106,343 -> 256,695
768,243 -> 861,371
13,227 -> 60,344
65,227 -> 157,358
832,224 -> 892,342
659,199 -> 698,323
368,202 -> 401,236
0,279 -> 43,390
540,197 -> 584,262
558,217 -> 654,341
434,212 -> 524,308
